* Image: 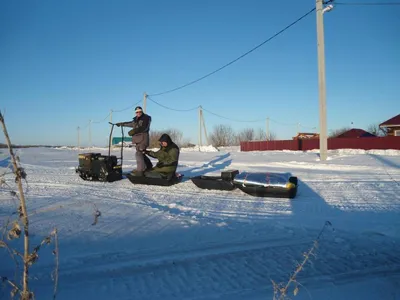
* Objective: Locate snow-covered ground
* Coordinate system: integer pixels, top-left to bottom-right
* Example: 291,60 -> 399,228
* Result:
1,146 -> 400,300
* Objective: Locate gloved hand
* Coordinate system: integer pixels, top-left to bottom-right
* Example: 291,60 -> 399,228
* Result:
115,122 -> 123,127
142,149 -> 150,155
128,129 -> 135,136
156,162 -> 164,168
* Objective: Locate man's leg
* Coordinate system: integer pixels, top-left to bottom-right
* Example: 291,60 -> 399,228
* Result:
143,154 -> 153,170
132,144 -> 146,176
135,148 -> 145,171
132,136 -> 150,176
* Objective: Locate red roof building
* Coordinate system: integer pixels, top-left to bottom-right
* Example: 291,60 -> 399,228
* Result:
379,114 -> 400,137
336,128 -> 376,138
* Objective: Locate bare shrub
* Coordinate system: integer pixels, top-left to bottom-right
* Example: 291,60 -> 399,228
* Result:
236,128 -> 255,144
149,128 -> 184,148
367,123 -> 387,137
253,128 -> 277,141
329,127 -> 350,138
210,124 -> 236,147
0,111 -> 59,300
267,132 -> 277,141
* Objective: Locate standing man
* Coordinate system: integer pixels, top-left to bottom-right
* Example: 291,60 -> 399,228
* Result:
117,106 -> 152,176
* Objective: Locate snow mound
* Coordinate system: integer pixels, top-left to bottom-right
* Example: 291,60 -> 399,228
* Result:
336,149 -> 400,156
181,145 -> 219,152
54,146 -> 108,151
307,148 -> 400,156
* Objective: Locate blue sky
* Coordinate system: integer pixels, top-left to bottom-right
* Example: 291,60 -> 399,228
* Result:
1,0 -> 399,146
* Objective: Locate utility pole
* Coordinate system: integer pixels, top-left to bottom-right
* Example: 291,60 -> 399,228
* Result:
198,106 -> 202,149
143,92 -> 147,113
77,126 -> 80,150
201,109 -> 209,145
316,0 -> 333,161
266,117 -> 270,141
109,109 -> 113,147
89,120 -> 92,148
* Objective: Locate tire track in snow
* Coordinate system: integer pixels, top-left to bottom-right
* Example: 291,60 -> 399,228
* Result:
32,232 -> 400,300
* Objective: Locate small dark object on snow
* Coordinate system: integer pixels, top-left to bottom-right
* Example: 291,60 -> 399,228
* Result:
92,210 -> 101,226
221,169 -> 239,181
125,172 -> 183,186
191,169 -> 238,191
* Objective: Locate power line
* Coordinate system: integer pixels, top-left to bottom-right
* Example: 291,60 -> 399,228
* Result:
147,96 -> 199,112
202,107 -> 264,123
335,2 -> 400,5
148,97 -> 315,128
113,100 -> 142,113
92,112 -> 111,124
269,118 -> 298,126
148,7 -> 316,97
79,100 -> 141,130
81,120 -> 90,130
299,124 -> 318,130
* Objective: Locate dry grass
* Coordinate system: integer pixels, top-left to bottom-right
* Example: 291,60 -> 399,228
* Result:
0,111 -> 59,299
272,221 -> 333,300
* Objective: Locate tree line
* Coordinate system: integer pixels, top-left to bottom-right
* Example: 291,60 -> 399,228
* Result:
148,125 -> 276,148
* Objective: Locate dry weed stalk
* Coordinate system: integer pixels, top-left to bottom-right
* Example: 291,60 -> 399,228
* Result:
272,221 -> 333,300
0,111 -> 59,299
92,204 -> 101,226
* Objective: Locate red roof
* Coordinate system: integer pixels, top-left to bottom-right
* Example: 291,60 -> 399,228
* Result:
336,128 -> 376,138
380,114 -> 400,127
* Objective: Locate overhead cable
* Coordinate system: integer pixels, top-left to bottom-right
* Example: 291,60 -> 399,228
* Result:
148,7 -> 316,97
147,96 -> 199,112
113,100 -> 142,113
92,112 -> 111,124
335,2 -> 400,5
202,107 -> 264,123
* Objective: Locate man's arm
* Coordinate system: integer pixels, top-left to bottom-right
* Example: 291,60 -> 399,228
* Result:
116,120 -> 134,128
148,148 -> 178,165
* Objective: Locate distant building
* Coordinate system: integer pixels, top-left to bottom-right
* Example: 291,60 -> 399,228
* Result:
379,114 -> 400,137
292,132 -> 319,140
336,128 -> 376,138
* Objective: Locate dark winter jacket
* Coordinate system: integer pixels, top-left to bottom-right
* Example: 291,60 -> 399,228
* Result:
120,113 -> 151,145
147,134 -> 180,174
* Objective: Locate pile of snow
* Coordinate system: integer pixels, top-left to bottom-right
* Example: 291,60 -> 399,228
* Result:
113,141 -> 133,147
217,146 -> 241,152
54,146 -> 76,150
180,145 -> 219,152
55,146 -> 118,151
336,148 -> 400,156
307,148 -> 400,156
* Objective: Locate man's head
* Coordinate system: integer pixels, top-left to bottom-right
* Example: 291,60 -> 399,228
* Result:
135,106 -> 143,117
158,133 -> 172,147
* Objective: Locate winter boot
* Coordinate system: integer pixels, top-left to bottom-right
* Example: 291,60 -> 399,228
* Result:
131,170 -> 144,176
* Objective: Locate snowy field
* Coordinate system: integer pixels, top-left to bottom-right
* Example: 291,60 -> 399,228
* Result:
1,146 -> 400,300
